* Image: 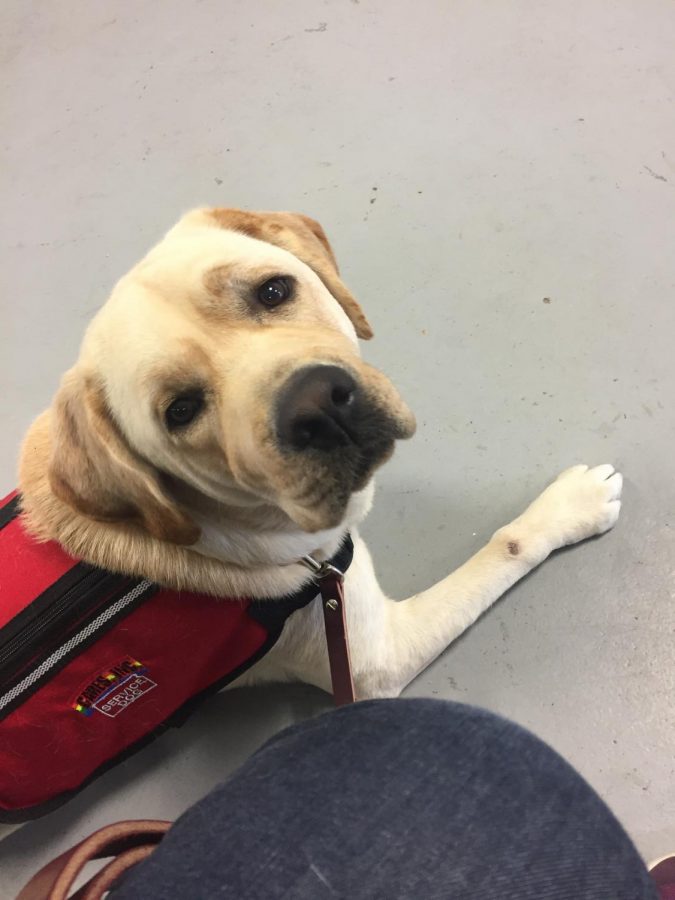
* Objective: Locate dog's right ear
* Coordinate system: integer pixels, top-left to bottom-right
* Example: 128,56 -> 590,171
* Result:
48,371 -> 199,546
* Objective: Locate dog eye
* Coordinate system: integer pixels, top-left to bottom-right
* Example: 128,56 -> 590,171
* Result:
257,277 -> 293,308
165,395 -> 204,430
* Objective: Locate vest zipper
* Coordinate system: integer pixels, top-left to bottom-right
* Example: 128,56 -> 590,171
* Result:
0,570 -> 128,682
0,577 -> 155,716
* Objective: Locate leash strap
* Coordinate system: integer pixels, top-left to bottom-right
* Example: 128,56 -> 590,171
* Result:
318,568 -> 356,706
16,819 -> 171,900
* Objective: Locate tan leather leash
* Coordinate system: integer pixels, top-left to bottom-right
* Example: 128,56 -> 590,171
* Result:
16,820 -> 171,900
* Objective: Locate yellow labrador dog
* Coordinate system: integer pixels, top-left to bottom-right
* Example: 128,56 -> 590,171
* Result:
19,208 -> 623,699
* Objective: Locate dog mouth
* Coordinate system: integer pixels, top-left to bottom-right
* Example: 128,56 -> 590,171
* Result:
272,363 -> 415,530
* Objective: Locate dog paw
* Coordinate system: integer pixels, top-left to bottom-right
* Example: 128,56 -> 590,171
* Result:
522,463 -> 623,552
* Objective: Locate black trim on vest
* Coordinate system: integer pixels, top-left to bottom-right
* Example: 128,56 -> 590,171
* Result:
0,494 -> 20,531
0,565 -> 118,668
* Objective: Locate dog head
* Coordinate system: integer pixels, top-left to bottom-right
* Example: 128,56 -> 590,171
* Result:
48,208 -> 416,542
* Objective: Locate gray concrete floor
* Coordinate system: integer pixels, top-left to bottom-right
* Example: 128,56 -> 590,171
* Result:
2,0 -> 674,892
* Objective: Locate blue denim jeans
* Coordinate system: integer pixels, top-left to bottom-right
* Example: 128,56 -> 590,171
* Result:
111,698 -> 656,899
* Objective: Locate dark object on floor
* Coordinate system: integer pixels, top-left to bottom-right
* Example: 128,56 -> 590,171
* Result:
651,855 -> 675,900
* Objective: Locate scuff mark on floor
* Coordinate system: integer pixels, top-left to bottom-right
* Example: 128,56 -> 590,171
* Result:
643,165 -> 668,182
270,34 -> 293,47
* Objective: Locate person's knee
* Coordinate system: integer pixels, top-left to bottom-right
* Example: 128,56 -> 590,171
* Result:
255,697 -> 530,776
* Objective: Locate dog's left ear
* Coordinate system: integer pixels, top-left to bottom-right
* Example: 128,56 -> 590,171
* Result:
48,370 -> 200,546
208,208 -> 374,340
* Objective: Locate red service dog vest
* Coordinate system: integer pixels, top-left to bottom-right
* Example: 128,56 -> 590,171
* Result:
0,491 -> 352,822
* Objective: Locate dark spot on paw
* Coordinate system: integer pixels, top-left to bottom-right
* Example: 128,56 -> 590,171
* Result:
507,540 -> 520,556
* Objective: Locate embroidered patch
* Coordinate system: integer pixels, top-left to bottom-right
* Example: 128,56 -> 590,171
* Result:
72,657 -> 156,717
92,672 -> 158,718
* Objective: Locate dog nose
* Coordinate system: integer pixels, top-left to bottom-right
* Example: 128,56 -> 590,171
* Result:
276,365 -> 359,452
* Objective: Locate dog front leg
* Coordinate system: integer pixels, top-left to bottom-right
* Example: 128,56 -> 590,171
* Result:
352,464 -> 622,698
